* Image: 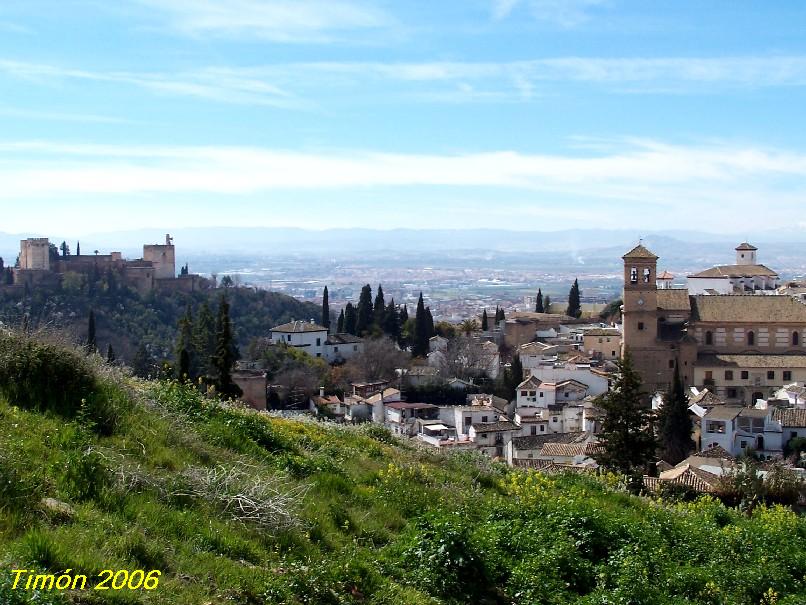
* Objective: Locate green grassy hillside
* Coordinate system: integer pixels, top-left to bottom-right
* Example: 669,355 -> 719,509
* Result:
1,332 -> 805,605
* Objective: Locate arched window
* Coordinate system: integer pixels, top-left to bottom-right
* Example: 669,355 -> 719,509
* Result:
630,267 -> 638,284
705,331 -> 713,345
747,331 -> 755,346
794,332 -> 800,346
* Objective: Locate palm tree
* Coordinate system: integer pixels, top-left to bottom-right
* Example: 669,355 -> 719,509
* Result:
460,319 -> 479,335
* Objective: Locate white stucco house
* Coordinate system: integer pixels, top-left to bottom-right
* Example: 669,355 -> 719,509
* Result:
269,320 -> 363,363
700,406 -> 783,457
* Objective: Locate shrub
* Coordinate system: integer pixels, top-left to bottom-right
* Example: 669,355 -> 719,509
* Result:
0,332 -> 96,419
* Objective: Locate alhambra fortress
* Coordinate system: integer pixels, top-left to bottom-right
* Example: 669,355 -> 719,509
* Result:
3,234 -> 211,295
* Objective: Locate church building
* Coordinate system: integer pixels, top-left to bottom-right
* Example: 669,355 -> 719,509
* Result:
622,243 -> 806,403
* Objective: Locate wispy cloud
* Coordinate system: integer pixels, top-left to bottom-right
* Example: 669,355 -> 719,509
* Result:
1,138 -> 805,231
135,0 -> 391,42
0,59 -> 299,107
492,0 -> 609,27
4,55 -> 806,110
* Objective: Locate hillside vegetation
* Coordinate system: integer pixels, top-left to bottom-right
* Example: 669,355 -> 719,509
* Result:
1,331 -> 805,605
0,280 -> 321,362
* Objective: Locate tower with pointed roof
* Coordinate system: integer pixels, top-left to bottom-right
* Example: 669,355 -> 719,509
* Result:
622,243 -> 659,350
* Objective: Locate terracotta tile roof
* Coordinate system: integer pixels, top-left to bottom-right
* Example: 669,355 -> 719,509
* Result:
517,376 -> 542,390
703,406 -> 743,421
688,388 -> 726,407
584,328 -> 621,337
657,270 -> 675,279
271,320 -> 328,333
622,243 -> 658,260
471,421 -> 519,433
691,295 -> 806,323
735,242 -> 758,251
697,354 -> 806,369
657,289 -> 692,312
696,445 -> 734,459
325,333 -> 363,345
386,402 -> 437,410
688,264 -> 778,279
657,465 -> 720,492
540,440 -> 601,458
772,408 -> 806,427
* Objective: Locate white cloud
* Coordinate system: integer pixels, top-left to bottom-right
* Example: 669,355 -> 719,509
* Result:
492,0 -> 608,27
4,55 -> 806,109
0,59 -> 299,107
492,0 -> 521,20
135,0 -> 391,42
1,139 -> 805,230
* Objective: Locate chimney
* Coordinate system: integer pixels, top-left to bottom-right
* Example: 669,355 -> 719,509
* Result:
320,386 -> 325,398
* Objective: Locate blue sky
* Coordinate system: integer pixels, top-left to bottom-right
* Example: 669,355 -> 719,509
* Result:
2,0 -> 806,236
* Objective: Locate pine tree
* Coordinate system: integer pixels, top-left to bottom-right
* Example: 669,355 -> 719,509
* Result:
658,364 -> 695,465
193,301 -> 216,379
535,288 -> 544,313
373,284 -> 386,328
344,302 -> 357,335
356,284 -> 374,335
212,296 -> 242,399
593,352 -> 656,478
106,343 -> 116,364
337,309 -> 345,333
383,298 -> 400,341
481,309 -> 489,331
321,286 -> 331,330
412,293 -> 429,357
566,278 -> 582,318
87,310 -> 97,352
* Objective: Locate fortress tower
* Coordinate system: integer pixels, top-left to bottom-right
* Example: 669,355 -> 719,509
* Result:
143,234 -> 176,280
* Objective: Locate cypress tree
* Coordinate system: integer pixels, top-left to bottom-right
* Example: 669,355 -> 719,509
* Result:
76,241 -> 81,256
412,293 -> 429,357
193,301 -> 216,379
593,352 -> 657,478
0,257 -> 4,272
535,288 -> 544,313
567,278 -> 582,318
131,343 -> 153,378
321,286 -> 331,330
60,241 -> 69,257
373,284 -> 386,327
658,364 -> 695,465
383,298 -> 400,342
344,302 -> 357,335
176,303 -> 195,379
544,295 -> 551,313
425,307 -> 435,338
400,305 -> 409,324
337,309 -> 345,333
503,354 -> 523,401
212,296 -> 242,399
87,310 -> 97,352
496,307 -> 505,322
356,284 -> 374,336
178,348 -> 190,382
481,309 -> 489,331
106,343 -> 116,364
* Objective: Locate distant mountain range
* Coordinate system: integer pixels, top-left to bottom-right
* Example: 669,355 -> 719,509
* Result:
2,227 -> 803,275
